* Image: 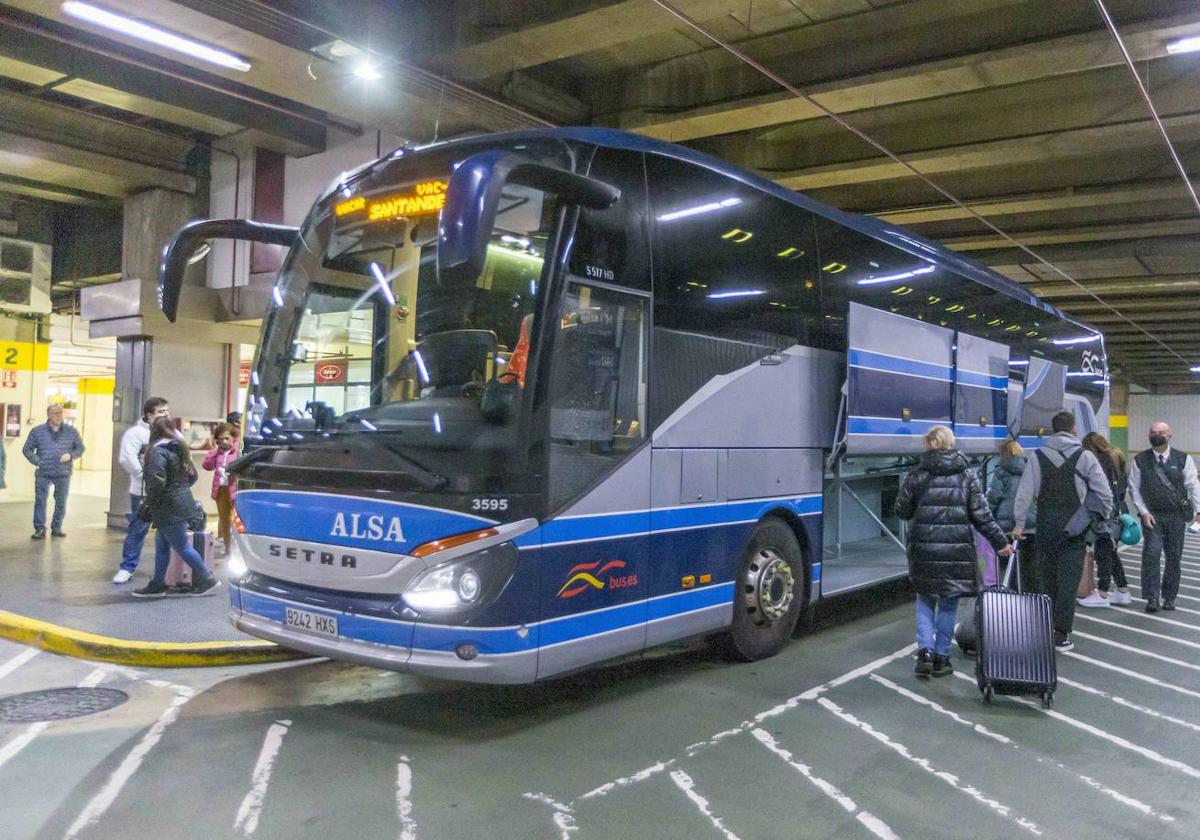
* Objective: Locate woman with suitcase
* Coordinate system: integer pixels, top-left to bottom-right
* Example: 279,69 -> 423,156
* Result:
131,416 -> 221,598
896,425 -> 1011,677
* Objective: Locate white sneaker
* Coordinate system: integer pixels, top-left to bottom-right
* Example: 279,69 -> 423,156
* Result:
112,569 -> 134,584
1108,590 -> 1133,606
1077,591 -> 1110,608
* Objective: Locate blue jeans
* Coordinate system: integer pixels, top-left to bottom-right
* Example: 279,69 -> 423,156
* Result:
33,474 -> 70,531
152,521 -> 209,585
121,494 -> 153,572
916,594 -> 960,656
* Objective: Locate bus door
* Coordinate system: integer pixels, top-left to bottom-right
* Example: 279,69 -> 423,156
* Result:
536,279 -> 651,677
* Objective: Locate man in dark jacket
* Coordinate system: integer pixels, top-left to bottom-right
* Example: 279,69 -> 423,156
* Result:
22,404 -> 84,539
1012,411 -> 1112,651
896,425 -> 1010,677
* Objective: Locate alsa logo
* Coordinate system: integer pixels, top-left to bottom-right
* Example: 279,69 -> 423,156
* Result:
330,512 -> 405,544
557,560 -> 638,598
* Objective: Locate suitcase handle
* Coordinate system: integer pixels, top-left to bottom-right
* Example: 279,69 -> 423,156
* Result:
1000,540 -> 1022,593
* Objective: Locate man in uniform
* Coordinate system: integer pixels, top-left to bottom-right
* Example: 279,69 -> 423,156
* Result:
1129,421 -> 1200,613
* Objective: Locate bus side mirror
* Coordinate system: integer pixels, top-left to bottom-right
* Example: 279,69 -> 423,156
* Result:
158,218 -> 300,323
437,151 -> 620,286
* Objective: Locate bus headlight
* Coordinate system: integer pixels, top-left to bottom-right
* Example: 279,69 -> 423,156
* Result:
401,541 -> 518,620
227,538 -> 248,580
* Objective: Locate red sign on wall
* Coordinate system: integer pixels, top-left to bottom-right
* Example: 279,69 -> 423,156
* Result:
315,360 -> 348,385
0,369 -> 16,389
238,364 -> 251,387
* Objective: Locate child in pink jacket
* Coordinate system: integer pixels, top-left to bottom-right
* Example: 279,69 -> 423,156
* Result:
202,423 -> 238,553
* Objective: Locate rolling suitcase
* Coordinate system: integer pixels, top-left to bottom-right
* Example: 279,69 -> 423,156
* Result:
165,530 -> 214,589
976,543 -> 1056,708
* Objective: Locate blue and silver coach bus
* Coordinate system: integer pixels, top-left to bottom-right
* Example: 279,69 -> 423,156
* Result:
159,128 -> 1107,683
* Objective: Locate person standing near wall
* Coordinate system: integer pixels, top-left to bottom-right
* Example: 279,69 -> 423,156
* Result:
1129,421 -> 1200,613
202,422 -> 238,555
22,404 -> 84,539
112,397 -> 170,584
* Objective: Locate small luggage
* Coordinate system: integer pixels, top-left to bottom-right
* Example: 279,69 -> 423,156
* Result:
165,530 -> 214,589
976,543 -> 1056,708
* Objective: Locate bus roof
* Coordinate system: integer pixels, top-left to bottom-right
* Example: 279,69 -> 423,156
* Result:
385,127 -> 1100,338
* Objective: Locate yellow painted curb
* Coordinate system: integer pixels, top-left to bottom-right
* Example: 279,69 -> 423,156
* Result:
0,609 -> 311,668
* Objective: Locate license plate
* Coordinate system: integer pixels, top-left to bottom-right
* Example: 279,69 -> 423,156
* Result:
284,607 -> 339,639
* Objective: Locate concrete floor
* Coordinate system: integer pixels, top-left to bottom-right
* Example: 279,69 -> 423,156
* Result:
3,539 -> 1200,839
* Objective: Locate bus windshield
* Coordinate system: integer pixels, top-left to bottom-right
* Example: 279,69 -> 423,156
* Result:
251,140 -> 571,481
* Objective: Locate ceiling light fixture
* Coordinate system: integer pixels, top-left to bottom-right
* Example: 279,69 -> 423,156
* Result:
1166,35 -> 1200,55
657,197 -> 741,222
707,289 -> 765,299
62,2 -> 252,72
1051,334 -> 1102,346
856,264 -> 936,286
354,61 -> 382,81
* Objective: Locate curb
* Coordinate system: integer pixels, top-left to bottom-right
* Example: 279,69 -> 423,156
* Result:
0,609 -> 311,668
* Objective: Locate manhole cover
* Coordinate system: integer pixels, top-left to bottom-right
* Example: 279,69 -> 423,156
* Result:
0,688 -> 129,722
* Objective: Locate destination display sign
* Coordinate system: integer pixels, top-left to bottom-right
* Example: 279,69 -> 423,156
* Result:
334,179 -> 448,224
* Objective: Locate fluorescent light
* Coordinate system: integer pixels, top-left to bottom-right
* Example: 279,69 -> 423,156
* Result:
707,289 -> 765,299
1167,35 -> 1200,55
1191,365 -> 1200,374
369,262 -> 397,305
62,2 -> 252,72
657,197 -> 741,222
1051,334 -> 1102,346
271,286 -> 284,307
856,264 -> 936,286
433,412 -> 442,434
412,350 -> 430,384
353,61 -> 381,80
1066,371 -> 1097,377
1009,360 -> 1029,366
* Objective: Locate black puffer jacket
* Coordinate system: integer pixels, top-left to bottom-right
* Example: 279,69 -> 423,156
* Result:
143,439 -> 199,526
895,448 -> 1009,597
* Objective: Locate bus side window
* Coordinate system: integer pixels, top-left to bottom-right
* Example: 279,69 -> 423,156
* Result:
546,283 -> 648,508
570,148 -> 652,292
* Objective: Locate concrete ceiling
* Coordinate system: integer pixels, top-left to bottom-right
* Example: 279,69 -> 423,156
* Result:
1,0 -> 1199,388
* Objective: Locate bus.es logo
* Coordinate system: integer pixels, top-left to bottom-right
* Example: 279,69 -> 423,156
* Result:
557,560 -> 637,598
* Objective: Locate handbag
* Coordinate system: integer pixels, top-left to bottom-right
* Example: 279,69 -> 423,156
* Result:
137,496 -> 154,523
187,500 -> 207,533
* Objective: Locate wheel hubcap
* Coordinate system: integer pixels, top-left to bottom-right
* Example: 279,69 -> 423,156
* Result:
743,549 -> 795,625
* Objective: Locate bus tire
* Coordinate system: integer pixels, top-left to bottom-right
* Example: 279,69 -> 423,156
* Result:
722,518 -> 804,661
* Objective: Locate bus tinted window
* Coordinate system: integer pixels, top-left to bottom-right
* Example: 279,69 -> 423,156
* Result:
569,148 -> 652,291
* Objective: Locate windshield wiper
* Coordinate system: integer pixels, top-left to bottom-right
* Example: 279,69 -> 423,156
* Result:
380,442 -> 450,491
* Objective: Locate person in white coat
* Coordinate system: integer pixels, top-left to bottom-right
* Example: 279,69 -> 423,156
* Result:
113,397 -> 169,584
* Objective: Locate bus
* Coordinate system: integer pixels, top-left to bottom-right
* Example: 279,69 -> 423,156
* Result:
158,128 -> 1108,683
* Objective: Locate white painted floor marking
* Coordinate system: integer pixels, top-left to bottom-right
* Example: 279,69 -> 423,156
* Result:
1063,651 -> 1200,701
1071,631 -> 1200,673
1121,608 -> 1200,630
523,792 -> 577,839
752,728 -> 900,840
817,696 -> 1043,835
576,644 -> 917,803
1074,613 -> 1200,649
876,674 -> 1171,822
1058,675 -> 1200,735
396,755 -> 417,840
233,719 -> 292,836
0,647 -> 39,684
952,672 -> 1200,782
0,667 -> 106,772
869,675 -> 1012,745
669,769 -> 743,840
65,685 -> 196,840
1123,583 -> 1200,604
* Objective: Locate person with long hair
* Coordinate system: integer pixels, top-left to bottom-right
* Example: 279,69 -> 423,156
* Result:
202,422 -> 238,555
1081,431 -> 1133,606
896,425 -> 1011,677
132,416 -> 220,598
987,438 -> 1038,590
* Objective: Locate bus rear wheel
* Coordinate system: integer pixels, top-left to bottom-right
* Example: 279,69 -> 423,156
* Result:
722,519 -> 804,661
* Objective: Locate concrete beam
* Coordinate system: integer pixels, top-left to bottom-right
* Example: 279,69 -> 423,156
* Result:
1029,276 -> 1200,299
942,219 -> 1200,252
875,181 -> 1191,227
0,130 -> 195,196
966,234 -> 1200,265
608,8 -> 1200,141
432,0 -> 748,82
771,112 -> 1200,191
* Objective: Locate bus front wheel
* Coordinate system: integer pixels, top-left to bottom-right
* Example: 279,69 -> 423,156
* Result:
722,519 -> 804,661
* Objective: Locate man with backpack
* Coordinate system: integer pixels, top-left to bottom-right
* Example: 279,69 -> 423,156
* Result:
1129,421 -> 1200,613
1012,411 -> 1112,651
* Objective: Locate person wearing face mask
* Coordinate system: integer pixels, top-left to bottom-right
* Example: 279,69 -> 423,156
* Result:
1129,421 -> 1200,613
